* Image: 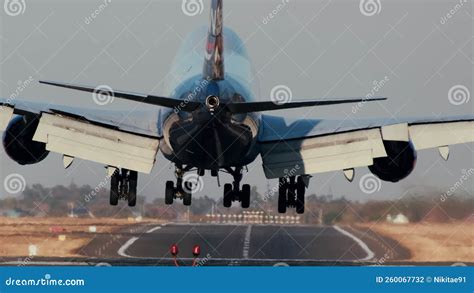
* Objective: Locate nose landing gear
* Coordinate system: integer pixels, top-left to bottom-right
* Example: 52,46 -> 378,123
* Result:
278,175 -> 310,214
222,167 -> 251,209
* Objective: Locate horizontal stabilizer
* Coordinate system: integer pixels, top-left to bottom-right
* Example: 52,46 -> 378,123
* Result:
39,80 -> 201,112
226,97 -> 387,114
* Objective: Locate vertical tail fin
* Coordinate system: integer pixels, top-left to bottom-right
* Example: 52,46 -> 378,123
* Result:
203,0 -> 225,80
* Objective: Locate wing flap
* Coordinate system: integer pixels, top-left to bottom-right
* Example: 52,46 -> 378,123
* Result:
33,113 -> 159,174
260,115 -> 474,179
409,121 -> 474,150
0,106 -> 14,131
261,129 -> 386,179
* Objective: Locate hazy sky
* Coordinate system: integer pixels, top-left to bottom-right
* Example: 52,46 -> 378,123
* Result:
1,0 -> 472,205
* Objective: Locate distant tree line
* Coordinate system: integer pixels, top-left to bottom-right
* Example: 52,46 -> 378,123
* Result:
0,183 -> 471,223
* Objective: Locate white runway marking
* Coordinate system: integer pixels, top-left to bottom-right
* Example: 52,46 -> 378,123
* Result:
146,226 -> 161,233
242,225 -> 252,259
333,226 -> 375,261
117,237 -> 139,258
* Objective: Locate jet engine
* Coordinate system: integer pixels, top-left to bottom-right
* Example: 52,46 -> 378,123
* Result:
3,115 -> 49,165
369,140 -> 417,182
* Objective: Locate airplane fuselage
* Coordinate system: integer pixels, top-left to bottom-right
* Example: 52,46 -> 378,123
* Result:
160,27 -> 261,170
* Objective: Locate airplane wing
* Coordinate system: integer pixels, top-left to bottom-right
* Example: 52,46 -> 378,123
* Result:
259,115 -> 474,179
0,98 -> 162,174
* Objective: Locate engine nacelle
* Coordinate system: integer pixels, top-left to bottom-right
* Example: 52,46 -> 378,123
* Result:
3,115 -> 49,165
369,140 -> 417,183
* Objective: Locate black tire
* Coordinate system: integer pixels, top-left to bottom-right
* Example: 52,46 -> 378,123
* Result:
128,171 -> 138,207
278,184 -> 287,214
165,181 -> 174,205
183,191 -> 192,206
110,171 -> 119,206
296,177 -> 305,214
223,183 -> 233,208
241,184 -> 250,209
287,188 -> 296,207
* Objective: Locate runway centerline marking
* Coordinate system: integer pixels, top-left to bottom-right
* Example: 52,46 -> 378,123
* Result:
117,237 -> 139,258
146,226 -> 161,233
242,225 -> 252,259
333,226 -> 375,261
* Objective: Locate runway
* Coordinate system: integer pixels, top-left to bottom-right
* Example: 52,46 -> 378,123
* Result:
73,222 -> 411,266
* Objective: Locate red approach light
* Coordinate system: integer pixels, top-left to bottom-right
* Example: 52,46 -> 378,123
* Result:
170,244 -> 179,257
192,245 -> 201,257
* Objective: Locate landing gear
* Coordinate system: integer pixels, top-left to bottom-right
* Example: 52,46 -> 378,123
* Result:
165,165 -> 193,206
222,167 -> 251,209
278,175 -> 310,214
109,168 -> 138,207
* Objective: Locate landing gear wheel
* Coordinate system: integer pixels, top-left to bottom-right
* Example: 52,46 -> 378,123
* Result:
182,181 -> 193,206
296,176 -> 305,214
241,184 -> 251,209
128,171 -> 138,207
183,192 -> 192,206
165,181 -> 175,205
223,183 -> 233,208
278,181 -> 287,214
110,170 -> 119,206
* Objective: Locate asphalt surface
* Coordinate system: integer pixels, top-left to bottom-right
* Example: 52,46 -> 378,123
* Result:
69,222 -> 412,266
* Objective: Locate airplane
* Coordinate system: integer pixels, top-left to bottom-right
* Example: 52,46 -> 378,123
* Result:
1,0 -> 472,214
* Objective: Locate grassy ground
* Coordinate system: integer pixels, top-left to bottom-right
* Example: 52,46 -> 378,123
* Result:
0,217 -> 162,257
359,222 -> 473,262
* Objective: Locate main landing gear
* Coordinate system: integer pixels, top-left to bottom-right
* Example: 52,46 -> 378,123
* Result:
278,175 -> 310,214
223,167 -> 250,209
165,165 -> 193,206
109,168 -> 138,207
